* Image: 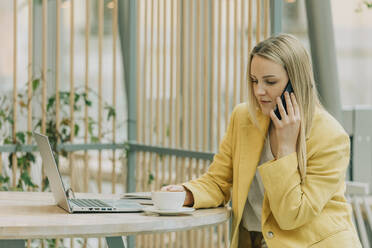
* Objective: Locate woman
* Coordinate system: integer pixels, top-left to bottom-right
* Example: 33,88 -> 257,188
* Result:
162,34 -> 361,248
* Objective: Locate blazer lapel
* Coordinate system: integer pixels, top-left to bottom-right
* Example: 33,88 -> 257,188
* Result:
261,192 -> 271,225
237,112 -> 270,220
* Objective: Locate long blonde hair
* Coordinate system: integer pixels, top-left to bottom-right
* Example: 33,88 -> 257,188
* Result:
247,34 -> 322,183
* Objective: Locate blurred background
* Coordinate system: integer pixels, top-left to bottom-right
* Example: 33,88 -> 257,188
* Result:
0,0 -> 371,247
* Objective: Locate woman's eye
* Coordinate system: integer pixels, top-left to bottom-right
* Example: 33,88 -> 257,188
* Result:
251,79 -> 258,84
266,81 -> 276,85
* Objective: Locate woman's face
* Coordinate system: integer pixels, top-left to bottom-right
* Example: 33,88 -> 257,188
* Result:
250,55 -> 289,116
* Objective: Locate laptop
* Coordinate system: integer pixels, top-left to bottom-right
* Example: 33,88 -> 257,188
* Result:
34,132 -> 144,213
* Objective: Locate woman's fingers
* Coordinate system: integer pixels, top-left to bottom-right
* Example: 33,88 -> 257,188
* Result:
291,93 -> 300,118
276,96 -> 288,121
271,92 -> 298,128
160,185 -> 185,192
160,185 -> 172,191
270,109 -> 281,127
284,92 -> 294,118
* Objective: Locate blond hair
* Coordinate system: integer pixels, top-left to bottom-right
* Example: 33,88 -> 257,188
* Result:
247,34 -> 323,183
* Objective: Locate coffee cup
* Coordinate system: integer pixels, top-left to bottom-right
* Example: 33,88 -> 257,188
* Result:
151,191 -> 186,210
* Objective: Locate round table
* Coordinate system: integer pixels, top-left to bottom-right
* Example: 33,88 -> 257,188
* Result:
0,191 -> 231,247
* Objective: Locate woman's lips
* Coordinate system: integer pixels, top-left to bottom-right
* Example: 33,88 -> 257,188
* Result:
260,100 -> 271,104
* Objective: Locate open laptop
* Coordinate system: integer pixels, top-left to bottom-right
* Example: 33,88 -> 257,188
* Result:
34,132 -> 144,213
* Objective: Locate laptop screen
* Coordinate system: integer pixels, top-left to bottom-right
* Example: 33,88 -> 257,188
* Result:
34,132 -> 71,212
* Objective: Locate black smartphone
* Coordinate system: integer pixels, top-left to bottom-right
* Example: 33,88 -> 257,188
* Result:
274,81 -> 294,120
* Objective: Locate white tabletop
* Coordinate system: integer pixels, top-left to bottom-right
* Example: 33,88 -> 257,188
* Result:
0,191 -> 231,240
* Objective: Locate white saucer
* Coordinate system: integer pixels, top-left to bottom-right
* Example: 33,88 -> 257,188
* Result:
143,206 -> 195,215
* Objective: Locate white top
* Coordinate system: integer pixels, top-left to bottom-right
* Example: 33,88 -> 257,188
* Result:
242,134 -> 274,232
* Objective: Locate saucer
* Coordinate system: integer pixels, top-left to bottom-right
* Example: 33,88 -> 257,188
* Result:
143,206 -> 195,215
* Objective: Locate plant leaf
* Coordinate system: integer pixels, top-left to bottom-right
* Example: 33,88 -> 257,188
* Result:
47,96 -> 56,111
32,79 -> 40,91
105,105 -> 116,121
16,132 -> 25,144
74,124 -> 79,136
91,136 -> 99,143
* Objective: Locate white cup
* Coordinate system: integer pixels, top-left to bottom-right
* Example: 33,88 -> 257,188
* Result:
151,191 -> 186,210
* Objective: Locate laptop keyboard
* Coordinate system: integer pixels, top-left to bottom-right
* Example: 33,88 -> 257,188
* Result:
70,199 -> 112,208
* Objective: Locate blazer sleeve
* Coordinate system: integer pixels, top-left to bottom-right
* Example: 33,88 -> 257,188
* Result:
182,107 -> 238,209
258,122 -> 350,230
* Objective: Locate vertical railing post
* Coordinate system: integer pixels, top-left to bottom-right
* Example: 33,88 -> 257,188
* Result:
32,0 -> 57,95
352,107 -> 372,192
118,0 -> 138,193
342,107 -> 354,180
118,1 -> 138,247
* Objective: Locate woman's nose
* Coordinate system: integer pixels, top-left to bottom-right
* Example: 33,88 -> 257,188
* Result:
255,83 -> 266,95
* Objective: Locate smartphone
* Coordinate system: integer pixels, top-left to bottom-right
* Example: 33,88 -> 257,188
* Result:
274,81 -> 294,120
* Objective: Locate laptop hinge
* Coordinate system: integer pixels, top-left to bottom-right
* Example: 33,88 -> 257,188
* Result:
65,188 -> 76,200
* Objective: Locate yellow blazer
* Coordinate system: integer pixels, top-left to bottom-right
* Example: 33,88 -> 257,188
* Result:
183,103 -> 361,248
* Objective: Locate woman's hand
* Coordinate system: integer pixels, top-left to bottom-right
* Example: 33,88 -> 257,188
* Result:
160,185 -> 194,206
270,92 -> 301,159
